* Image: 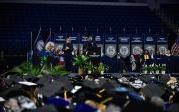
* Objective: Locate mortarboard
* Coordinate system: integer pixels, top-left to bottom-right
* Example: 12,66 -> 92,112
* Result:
38,80 -> 65,97
142,83 -> 165,98
127,92 -> 144,102
74,103 -> 97,112
0,97 -> 5,102
27,105 -> 58,112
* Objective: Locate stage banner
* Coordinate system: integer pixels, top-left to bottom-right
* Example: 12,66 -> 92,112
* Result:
144,45 -> 155,52
118,36 -> 130,58
157,36 -> 168,44
55,33 -> 66,50
157,35 -> 168,54
105,44 -> 117,58
118,44 -> 130,58
69,34 -> 79,55
131,36 -> 143,44
131,35 -> 143,54
157,45 -> 168,54
144,36 -> 155,44
105,35 -> 117,58
144,35 -> 156,53
131,45 -> 143,54
79,34 -> 88,52
95,35 -> 104,56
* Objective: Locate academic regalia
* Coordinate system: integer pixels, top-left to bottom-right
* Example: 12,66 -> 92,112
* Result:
83,41 -> 97,55
62,43 -> 74,71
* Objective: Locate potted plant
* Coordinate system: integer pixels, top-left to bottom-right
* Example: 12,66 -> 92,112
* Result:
73,54 -> 89,75
160,64 -> 166,74
86,62 -> 94,74
97,63 -> 108,75
154,65 -> 160,74
12,61 -> 42,77
143,65 -> 148,74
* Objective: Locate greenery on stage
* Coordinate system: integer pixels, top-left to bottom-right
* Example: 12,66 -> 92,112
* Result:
12,61 -> 69,77
73,54 -> 108,75
143,64 -> 166,74
73,54 -> 89,69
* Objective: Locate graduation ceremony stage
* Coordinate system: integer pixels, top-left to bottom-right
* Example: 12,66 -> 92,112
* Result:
1,0 -> 179,112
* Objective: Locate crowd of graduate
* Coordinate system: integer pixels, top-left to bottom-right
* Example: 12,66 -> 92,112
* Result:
0,72 -> 179,112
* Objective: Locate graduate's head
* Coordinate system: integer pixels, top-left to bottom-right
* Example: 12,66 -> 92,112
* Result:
87,36 -> 93,41
66,37 -> 71,43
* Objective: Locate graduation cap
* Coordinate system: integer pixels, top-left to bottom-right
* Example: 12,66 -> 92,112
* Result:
6,75 -> 24,86
36,75 -> 52,86
142,83 -> 165,98
47,97 -> 69,107
38,80 -> 65,97
0,97 -> 5,102
114,86 -> 128,93
123,101 -> 162,112
80,79 -> 112,103
0,86 -> 24,99
17,81 -> 43,92
159,74 -> 170,84
127,92 -> 144,102
23,75 -> 39,83
74,103 -> 97,112
28,105 -> 59,112
55,77 -> 73,91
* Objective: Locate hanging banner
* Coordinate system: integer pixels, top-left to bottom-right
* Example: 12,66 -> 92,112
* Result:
79,34 -> 88,53
95,35 -> 104,56
55,34 -> 66,50
144,36 -> 155,44
157,37 -> 167,43
144,45 -> 155,52
118,44 -> 130,58
157,45 -> 168,54
118,36 -> 130,58
157,35 -> 168,54
131,36 -> 143,44
105,35 -> 117,58
131,45 -> 143,54
131,35 -> 143,54
118,36 -> 130,44
105,44 -> 117,58
69,34 -> 79,55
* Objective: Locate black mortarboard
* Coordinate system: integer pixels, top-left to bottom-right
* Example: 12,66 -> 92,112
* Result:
142,83 -> 165,98
0,97 -> 5,102
74,103 -> 97,112
38,80 -> 65,97
123,101 -> 163,112
139,75 -> 153,83
27,105 -> 58,112
36,75 -> 53,86
23,75 -> 39,83
127,92 -> 144,102
6,75 -> 24,86
81,79 -> 110,103
0,86 -> 26,99
159,74 -> 170,84
55,77 -> 73,91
